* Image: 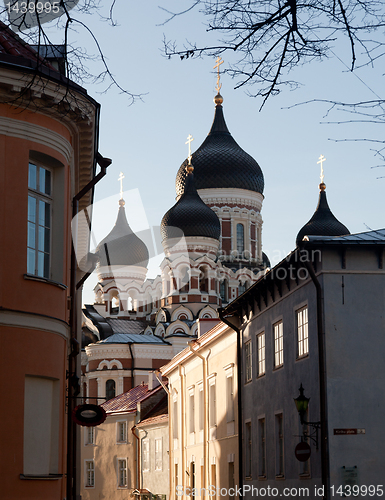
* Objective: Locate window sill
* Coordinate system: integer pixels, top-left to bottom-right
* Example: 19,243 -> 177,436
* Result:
20,474 -> 63,480
296,354 -> 309,361
275,474 -> 285,480
24,274 -> 67,290
258,475 -> 267,481
256,373 -> 266,379
299,473 -> 311,479
273,365 -> 284,371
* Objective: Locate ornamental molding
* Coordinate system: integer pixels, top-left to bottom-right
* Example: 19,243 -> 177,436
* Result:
198,188 -> 264,211
0,115 -> 72,163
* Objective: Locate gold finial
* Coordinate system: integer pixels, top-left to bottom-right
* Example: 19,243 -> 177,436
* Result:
317,155 -> 326,190
185,134 -> 194,166
118,171 -> 125,201
214,56 -> 224,94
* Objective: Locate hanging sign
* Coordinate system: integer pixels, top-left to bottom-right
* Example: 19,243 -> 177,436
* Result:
72,404 -> 107,427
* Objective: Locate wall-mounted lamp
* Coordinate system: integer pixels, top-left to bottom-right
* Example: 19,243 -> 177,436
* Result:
294,384 -> 321,449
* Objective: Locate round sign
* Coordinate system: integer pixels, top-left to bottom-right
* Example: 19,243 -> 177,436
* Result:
72,404 -> 107,427
295,441 -> 311,462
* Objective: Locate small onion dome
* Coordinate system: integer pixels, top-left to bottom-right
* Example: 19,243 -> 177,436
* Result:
96,200 -> 149,267
175,96 -> 264,198
161,168 -> 221,241
296,183 -> 350,246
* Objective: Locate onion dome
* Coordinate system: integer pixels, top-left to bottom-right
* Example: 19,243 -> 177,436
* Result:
175,94 -> 264,198
296,183 -> 350,246
161,167 -> 221,241
96,200 -> 149,267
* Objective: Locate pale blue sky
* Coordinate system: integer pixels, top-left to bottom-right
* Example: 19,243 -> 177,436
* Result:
39,2 -> 384,304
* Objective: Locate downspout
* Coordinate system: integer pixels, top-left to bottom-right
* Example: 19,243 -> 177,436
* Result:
218,308 -> 243,494
128,342 -> 135,388
302,250 -> 330,498
67,150 -> 112,500
155,370 -> 172,500
179,364 -> 186,500
132,423 -> 141,491
188,345 -> 208,494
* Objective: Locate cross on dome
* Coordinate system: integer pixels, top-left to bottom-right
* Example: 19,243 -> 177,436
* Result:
214,56 -> 224,94
118,171 -> 125,200
185,134 -> 194,167
317,155 -> 326,184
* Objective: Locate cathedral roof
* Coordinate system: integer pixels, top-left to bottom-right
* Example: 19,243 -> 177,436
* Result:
175,96 -> 264,197
161,169 -> 221,241
96,201 -> 149,268
296,183 -> 350,246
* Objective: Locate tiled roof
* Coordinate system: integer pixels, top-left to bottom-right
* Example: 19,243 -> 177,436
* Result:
305,228 -> 385,244
97,332 -> 170,345
161,171 -> 221,241
0,21 -> 55,70
175,102 -> 264,197
101,384 -> 163,414
106,318 -> 149,335
296,187 -> 350,245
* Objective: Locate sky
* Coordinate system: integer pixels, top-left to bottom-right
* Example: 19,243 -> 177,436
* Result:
26,2 -> 385,305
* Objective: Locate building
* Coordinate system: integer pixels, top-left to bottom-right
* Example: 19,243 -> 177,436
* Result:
0,21 -> 106,500
160,319 -> 239,500
81,379 -> 167,499
220,180 -> 385,498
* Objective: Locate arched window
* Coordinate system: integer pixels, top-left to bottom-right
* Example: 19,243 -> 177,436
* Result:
106,379 -> 116,400
238,281 -> 246,295
220,280 -> 228,302
199,267 -> 209,293
237,224 -> 245,255
180,267 -> 189,293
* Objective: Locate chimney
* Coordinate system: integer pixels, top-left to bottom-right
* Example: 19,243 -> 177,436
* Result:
148,371 -> 160,391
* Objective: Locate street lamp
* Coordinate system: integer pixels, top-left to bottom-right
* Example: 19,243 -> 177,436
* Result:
294,384 -> 321,449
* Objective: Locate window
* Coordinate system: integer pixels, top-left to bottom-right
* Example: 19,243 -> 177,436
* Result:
117,459 -> 127,488
245,422 -> 252,478
143,439 -> 150,471
209,382 -> 216,427
199,387 -> 204,432
173,400 -> 178,439
229,462 -> 235,500
199,267 -> 209,293
275,414 -> 284,477
189,393 -> 195,433
297,307 -> 309,357
245,340 -> 252,382
155,438 -> 162,471
226,375 -> 234,422
27,162 -> 52,278
117,421 -> 127,443
106,379 -> 116,400
85,460 -> 95,487
220,280 -> 228,302
258,418 -> 266,477
236,223 -> 244,254
274,321 -> 284,368
238,281 -> 246,295
86,426 -> 95,445
257,333 -> 265,376
181,267 -> 189,293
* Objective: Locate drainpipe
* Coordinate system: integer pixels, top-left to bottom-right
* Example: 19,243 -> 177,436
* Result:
67,152 -> 112,500
128,342 -> 135,388
217,308 -> 243,494
155,370 -> 172,500
302,250 -> 330,499
132,423 -> 141,491
188,345 -> 208,495
178,365 -> 186,500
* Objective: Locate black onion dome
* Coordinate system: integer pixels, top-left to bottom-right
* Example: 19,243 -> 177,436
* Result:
175,102 -> 264,198
296,185 -> 350,246
96,202 -> 149,267
161,170 -> 221,241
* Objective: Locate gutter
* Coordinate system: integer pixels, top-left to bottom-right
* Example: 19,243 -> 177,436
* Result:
217,308 -> 243,494
67,150 -> 111,500
301,249 -> 330,498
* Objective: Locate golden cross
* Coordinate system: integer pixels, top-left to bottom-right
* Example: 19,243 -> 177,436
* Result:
317,155 -> 326,184
185,134 -> 194,165
213,56 -> 224,93
118,171 -> 125,199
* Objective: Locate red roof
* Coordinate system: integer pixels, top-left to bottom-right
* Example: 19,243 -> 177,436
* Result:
101,383 -> 163,414
0,21 -> 55,70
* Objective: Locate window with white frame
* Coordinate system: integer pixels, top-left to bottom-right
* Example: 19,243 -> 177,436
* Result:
245,340 -> 252,382
226,375 -> 234,422
155,438 -> 162,471
85,460 -> 95,487
274,321 -> 284,368
236,223 -> 245,254
85,426 -> 95,445
117,459 -> 127,488
258,418 -> 266,477
257,332 -> 265,376
117,421 -> 127,443
142,439 -> 150,471
275,413 -> 284,477
209,381 -> 216,427
297,307 -> 309,357
27,162 -> 52,278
